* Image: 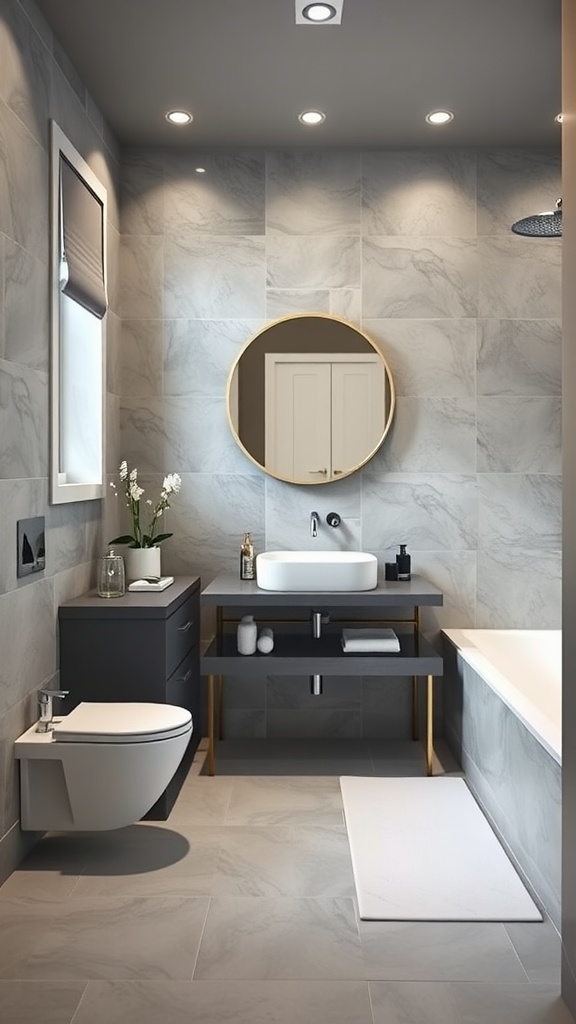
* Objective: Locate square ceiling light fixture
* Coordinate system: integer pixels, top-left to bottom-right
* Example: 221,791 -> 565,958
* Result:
296,0 -> 343,25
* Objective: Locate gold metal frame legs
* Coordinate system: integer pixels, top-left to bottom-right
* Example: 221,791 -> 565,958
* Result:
426,674 -> 434,776
207,674 -> 215,776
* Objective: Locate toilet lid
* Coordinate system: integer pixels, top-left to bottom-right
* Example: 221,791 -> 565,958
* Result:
52,702 -> 193,743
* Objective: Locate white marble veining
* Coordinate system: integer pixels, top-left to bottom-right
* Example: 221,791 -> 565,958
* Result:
164,151 -> 265,235
378,397 -> 477,472
478,236 -> 561,319
164,318 -> 264,397
362,150 -> 476,236
164,234 -> 266,319
362,237 -> 478,318
477,397 -> 561,473
478,473 -> 561,551
267,151 -> 361,235
366,318 -> 476,397
476,547 -> 561,629
119,236 -> 164,319
362,472 -> 478,551
267,234 -> 360,289
477,318 -> 561,396
119,149 -> 164,236
477,149 -> 562,236
0,360 -> 47,479
4,240 -> 48,372
120,319 -> 164,398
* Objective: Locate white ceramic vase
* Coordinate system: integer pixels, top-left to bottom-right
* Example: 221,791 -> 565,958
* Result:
124,546 -> 161,581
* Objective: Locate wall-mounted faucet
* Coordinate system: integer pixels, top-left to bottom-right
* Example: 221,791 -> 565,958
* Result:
326,512 -> 341,528
310,511 -> 320,538
36,688 -> 69,733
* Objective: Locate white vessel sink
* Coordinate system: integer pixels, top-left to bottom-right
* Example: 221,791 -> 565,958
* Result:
256,550 -> 378,592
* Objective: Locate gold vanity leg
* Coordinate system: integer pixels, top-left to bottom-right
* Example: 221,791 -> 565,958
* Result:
218,674 -> 224,741
412,676 -> 419,740
207,673 -> 215,776
426,674 -> 434,776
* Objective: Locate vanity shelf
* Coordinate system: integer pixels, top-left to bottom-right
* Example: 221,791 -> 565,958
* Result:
200,572 -> 443,776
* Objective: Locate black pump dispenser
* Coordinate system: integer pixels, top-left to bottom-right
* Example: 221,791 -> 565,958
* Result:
396,544 -> 411,581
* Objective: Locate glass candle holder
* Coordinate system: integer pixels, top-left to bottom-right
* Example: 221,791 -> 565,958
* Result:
97,550 -> 126,598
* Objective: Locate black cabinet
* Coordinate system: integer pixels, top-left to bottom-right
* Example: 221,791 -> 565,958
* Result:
58,576 -> 201,819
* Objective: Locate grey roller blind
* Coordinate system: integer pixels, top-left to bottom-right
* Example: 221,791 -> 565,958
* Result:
59,155 -> 107,319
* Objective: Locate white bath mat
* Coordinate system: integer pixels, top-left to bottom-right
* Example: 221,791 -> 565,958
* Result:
340,776 -> 542,921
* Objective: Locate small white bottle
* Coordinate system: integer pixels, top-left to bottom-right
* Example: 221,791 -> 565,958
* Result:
237,615 -> 257,655
257,626 -> 274,654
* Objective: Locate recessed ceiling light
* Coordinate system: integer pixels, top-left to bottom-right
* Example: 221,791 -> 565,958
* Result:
165,110 -> 193,125
295,0 -> 343,24
555,113 -> 563,123
302,3 -> 337,20
195,167 -> 206,173
298,109 -> 326,125
425,110 -> 454,125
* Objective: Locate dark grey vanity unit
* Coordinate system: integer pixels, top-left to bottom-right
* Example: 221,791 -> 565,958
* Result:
201,573 -> 443,776
58,576 -> 201,819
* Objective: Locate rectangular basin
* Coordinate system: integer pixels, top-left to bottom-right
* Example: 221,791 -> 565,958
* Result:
256,550 -> 378,592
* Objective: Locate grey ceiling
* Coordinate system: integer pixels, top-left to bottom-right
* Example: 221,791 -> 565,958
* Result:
34,0 -> 561,149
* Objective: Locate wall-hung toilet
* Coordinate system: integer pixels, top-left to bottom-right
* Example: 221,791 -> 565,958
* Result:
14,702 -> 193,831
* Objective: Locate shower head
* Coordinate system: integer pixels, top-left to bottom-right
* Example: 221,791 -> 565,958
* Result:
511,198 -> 562,237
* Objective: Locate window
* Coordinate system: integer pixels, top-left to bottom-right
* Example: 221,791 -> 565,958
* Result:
50,121 -> 107,504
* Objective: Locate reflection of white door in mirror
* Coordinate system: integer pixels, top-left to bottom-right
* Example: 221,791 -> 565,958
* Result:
265,353 -> 384,482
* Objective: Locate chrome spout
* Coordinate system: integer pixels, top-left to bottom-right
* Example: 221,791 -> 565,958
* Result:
310,511 -> 320,538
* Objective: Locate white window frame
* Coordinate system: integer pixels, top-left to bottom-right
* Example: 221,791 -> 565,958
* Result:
49,120 -> 107,504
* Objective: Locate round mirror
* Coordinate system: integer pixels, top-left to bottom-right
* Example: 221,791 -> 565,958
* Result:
227,314 -> 395,485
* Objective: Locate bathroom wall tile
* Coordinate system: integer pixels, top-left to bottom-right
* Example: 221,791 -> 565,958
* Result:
362,238 -> 478,318
0,0 -> 51,148
362,150 -> 476,236
120,149 -> 165,236
477,148 -> 561,236
266,675 -> 362,711
477,397 -> 561,473
71,979 -> 374,1024
0,695 -> 36,836
164,318 -> 264,397
377,397 -> 476,472
362,473 -> 478,551
478,237 -> 561,318
106,310 -> 122,397
0,359 -> 48,479
409,551 -> 477,633
360,920 -> 528,981
478,474 -> 561,552
164,234 -> 266,319
267,709 -> 362,739
476,547 -> 561,629
220,710 -> 266,739
18,0 -> 53,49
45,499 -> 98,576
217,675 -> 266,711
2,239 -> 47,372
194,896 -> 364,979
365,319 -> 476,398
369,980 -> 571,1024
330,288 -> 362,321
0,980 -> 85,1024
0,476 -> 47,595
106,219 -> 121,315
505,918 -> 563,983
477,318 -> 561,396
264,474 -> 361,551
0,102 -> 48,261
164,473 -> 266,584
105,392 -> 121,476
267,235 -> 360,290
266,289 -> 331,318
120,396 -> 258,475
0,577 -> 56,719
266,151 -> 361,235
0,234 -> 4,359
120,319 -> 164,398
361,677 -> 412,738
119,236 -> 164,319
164,151 -> 265,235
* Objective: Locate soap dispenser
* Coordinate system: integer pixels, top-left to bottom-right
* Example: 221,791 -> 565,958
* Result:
396,544 -> 411,581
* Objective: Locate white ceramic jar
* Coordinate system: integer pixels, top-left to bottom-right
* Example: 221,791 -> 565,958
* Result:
237,615 -> 258,655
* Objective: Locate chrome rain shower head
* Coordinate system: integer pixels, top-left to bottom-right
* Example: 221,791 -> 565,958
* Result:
511,198 -> 562,237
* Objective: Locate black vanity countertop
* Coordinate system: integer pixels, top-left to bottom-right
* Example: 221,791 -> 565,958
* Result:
200,572 -> 443,608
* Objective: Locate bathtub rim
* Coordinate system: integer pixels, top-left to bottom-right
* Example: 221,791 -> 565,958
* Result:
442,628 -> 561,766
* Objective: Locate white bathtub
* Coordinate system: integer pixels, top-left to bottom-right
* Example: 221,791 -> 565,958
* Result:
442,629 -> 561,764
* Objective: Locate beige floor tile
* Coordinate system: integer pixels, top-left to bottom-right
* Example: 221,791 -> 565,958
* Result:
224,776 -> 344,826
369,980 -> 573,1024
164,775 -> 234,825
72,979 -> 374,1024
194,896 -> 364,980
12,896 -> 209,981
0,979 -> 86,1024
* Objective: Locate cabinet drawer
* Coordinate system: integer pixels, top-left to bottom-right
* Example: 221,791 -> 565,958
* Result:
166,647 -> 200,726
166,594 -> 198,677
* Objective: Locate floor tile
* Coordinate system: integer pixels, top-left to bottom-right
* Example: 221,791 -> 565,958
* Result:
0,979 -> 86,1024
369,980 -> 573,1024
360,920 -> 529,981
194,897 -> 364,979
165,776 -> 234,825
71,979 -> 374,1024
4,896 -> 209,981
224,776 -> 344,826
505,919 -> 563,983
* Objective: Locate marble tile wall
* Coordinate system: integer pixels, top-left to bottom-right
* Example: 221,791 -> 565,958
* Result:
0,0 -> 120,878
118,143 -> 561,739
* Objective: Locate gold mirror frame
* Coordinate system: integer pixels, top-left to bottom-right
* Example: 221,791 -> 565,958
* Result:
226,313 -> 396,485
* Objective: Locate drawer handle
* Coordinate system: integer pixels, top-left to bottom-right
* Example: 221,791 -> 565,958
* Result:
176,668 -> 193,683
177,620 -> 193,633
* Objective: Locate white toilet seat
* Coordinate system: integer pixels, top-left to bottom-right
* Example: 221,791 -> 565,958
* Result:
52,702 -> 192,744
